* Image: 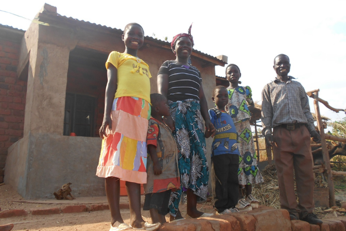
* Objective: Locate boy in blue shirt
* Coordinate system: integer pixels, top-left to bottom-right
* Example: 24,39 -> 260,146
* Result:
206,86 -> 240,215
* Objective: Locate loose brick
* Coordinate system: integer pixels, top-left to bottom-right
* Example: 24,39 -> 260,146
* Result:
198,216 -> 235,231
214,214 -> 241,230
321,222 -> 330,231
119,203 -> 129,210
232,213 -> 256,231
61,205 -> 88,213
31,208 -> 60,215
252,209 -> 291,231
0,209 -> 27,218
324,219 -> 345,231
160,218 -> 212,231
0,223 -> 14,231
88,204 -> 109,211
310,224 -> 320,231
291,220 -> 310,231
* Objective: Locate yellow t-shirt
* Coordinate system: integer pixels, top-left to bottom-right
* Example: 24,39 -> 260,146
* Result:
105,51 -> 151,103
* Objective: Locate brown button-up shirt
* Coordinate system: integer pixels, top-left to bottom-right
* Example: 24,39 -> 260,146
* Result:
261,76 -> 315,136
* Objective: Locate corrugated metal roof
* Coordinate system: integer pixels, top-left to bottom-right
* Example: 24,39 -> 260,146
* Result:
44,12 -> 226,65
0,24 -> 25,33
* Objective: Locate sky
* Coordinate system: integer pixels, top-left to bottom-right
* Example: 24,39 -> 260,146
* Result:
1,0 -> 346,126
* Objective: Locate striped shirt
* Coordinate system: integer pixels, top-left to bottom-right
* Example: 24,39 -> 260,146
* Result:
261,76 -> 315,135
158,60 -> 202,102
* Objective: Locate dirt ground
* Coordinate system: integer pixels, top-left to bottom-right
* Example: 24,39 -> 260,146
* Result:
1,176 -> 346,231
0,184 -> 214,231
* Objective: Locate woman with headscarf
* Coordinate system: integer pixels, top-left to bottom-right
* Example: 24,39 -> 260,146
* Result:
157,25 -> 215,220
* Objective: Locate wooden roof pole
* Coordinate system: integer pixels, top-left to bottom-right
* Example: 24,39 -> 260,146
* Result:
311,90 -> 336,207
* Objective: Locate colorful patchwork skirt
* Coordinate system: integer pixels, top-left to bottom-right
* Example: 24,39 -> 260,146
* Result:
96,96 -> 151,184
236,119 -> 263,186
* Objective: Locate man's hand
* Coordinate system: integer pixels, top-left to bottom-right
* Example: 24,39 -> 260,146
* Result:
265,133 -> 274,146
311,130 -> 321,143
153,162 -> 162,175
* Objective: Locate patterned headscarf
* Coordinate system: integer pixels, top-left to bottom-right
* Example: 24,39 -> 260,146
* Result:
171,24 -> 194,50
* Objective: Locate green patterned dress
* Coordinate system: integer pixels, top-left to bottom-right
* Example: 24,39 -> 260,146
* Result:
227,86 -> 263,186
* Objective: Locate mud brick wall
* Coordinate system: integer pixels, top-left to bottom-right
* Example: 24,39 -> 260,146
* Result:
0,29 -> 26,181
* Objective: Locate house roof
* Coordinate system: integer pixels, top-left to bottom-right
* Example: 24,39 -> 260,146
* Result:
36,4 -> 226,67
0,24 -> 25,39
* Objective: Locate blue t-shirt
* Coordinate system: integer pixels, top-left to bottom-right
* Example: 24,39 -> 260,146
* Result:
208,109 -> 239,156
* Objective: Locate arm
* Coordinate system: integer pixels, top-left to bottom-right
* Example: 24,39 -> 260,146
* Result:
205,109 -> 215,138
199,85 -> 216,136
148,145 -> 162,175
157,73 -> 168,98
99,64 -> 117,138
300,85 -> 321,142
245,86 -> 255,112
261,85 -> 274,145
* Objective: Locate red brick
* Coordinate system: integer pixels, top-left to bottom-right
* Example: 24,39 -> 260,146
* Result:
291,220 -> 310,231
61,205 -> 87,213
310,224 -> 320,231
0,223 -> 14,231
0,136 -> 8,142
339,217 -> 346,228
211,214 -> 241,230
0,209 -> 27,218
9,123 -> 21,130
0,58 -> 11,64
321,222 -> 330,231
4,47 -> 17,54
6,129 -> 22,136
325,219 -> 345,231
0,109 -> 11,115
0,102 -> 8,109
198,216 -> 238,231
0,96 -> 13,102
88,204 -> 109,211
7,53 -> 18,59
13,97 -> 21,103
232,213 -> 256,231
0,122 -> 8,129
0,51 -> 5,57
5,116 -> 23,123
252,209 -> 291,230
8,103 -> 24,110
119,203 -> 129,210
160,218 -> 212,231
4,77 -> 15,84
31,208 -> 60,215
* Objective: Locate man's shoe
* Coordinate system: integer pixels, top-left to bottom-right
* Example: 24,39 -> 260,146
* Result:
301,213 -> 323,225
289,213 -> 299,220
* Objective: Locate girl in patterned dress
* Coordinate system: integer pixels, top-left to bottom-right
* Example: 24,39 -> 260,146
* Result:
225,64 -> 264,210
157,26 -> 216,220
97,23 -> 160,231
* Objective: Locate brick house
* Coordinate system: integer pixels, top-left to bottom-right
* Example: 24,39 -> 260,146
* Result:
1,4 -> 226,199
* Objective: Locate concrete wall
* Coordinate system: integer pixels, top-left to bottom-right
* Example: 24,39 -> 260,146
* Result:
6,133 -> 103,199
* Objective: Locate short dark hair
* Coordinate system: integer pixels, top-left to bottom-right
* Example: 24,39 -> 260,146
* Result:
225,63 -> 241,76
213,85 -> 227,96
274,54 -> 290,64
150,93 -> 166,107
124,23 -> 144,34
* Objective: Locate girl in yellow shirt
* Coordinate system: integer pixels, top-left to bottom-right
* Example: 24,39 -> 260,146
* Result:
97,23 -> 159,231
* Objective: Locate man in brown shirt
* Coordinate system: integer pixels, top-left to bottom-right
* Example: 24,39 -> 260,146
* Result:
261,54 -> 322,225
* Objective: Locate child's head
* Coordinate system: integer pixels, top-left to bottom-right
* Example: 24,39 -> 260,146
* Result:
273,54 -> 290,77
212,86 -> 228,109
122,23 -> 145,50
225,64 -> 241,84
150,93 -> 170,117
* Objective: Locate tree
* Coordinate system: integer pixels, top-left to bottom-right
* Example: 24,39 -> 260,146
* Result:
328,117 -> 346,138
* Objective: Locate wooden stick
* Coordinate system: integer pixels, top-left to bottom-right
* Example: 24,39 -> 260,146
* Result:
307,92 -> 345,113
254,123 -> 260,162
265,142 -> 272,164
324,134 -> 346,143
313,92 -> 336,207
312,147 -> 323,154
332,171 -> 346,176
311,144 -> 322,148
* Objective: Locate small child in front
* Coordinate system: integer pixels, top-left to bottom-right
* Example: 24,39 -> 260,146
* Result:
205,86 -> 240,215
144,93 -> 180,224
